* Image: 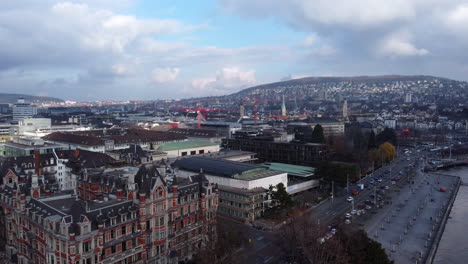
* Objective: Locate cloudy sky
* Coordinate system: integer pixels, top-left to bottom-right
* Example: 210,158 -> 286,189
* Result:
1,0 -> 467,101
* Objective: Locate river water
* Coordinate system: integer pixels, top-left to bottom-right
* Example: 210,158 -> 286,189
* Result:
433,166 -> 468,264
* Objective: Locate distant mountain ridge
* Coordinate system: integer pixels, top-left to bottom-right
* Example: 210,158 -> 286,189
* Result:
178,74 -> 468,108
0,93 -> 64,104
231,75 -> 451,96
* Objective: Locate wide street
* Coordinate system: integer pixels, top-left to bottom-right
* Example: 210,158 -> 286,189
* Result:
310,150 -> 417,226
232,148 -> 439,264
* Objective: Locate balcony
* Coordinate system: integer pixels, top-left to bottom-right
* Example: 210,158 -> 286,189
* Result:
102,245 -> 144,264
103,231 -> 141,248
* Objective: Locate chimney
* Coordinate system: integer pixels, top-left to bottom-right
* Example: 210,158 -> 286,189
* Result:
116,189 -> 123,201
34,150 -> 41,176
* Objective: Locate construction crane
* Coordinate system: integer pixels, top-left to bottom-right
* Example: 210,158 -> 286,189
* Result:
169,105 -> 230,129
242,96 -> 296,126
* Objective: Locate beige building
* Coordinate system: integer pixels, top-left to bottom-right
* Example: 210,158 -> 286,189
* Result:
310,121 -> 345,137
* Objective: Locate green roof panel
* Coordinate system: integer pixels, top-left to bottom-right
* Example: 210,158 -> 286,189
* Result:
157,140 -> 218,151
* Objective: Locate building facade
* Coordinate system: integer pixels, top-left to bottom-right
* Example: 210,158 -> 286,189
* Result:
222,138 -> 327,166
12,98 -> 37,122
0,163 -> 218,264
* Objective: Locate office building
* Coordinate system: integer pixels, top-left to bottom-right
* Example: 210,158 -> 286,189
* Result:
12,98 -> 37,122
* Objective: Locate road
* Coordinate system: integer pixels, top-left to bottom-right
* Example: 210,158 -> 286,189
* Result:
231,148 -> 428,264
310,151 -> 418,226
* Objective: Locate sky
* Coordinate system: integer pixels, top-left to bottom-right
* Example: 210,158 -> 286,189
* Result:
1,0 -> 468,101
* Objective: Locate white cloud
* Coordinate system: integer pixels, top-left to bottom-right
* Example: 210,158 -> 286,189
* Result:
111,64 -> 130,76
378,32 -> 428,57
188,67 -> 257,95
50,2 -> 192,54
220,0 -> 418,29
302,35 -> 316,47
299,0 -> 414,27
445,4 -> 468,34
151,68 -> 180,83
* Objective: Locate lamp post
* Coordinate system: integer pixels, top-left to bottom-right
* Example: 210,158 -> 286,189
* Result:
347,174 -> 349,195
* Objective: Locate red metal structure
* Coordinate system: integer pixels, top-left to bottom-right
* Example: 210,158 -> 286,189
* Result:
242,96 -> 294,126
170,104 -> 230,129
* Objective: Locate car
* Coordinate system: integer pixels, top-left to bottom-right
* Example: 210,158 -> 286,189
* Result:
352,189 -> 360,195
385,186 -> 389,190
345,219 -> 351,224
365,199 -> 372,205
365,205 -> 372,210
347,196 -> 354,202
369,179 -> 375,184
331,228 -> 337,235
378,178 -> 383,182
318,237 -> 325,244
391,181 -> 396,185
325,233 -> 333,240
345,213 -> 352,218
351,210 -> 357,215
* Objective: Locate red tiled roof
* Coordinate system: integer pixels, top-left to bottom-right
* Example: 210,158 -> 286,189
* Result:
43,128 -> 187,146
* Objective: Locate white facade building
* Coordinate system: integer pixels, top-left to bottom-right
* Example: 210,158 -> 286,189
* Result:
12,98 -> 37,122
384,119 -> 397,129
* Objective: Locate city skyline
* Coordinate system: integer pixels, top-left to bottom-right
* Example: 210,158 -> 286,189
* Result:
1,0 -> 468,101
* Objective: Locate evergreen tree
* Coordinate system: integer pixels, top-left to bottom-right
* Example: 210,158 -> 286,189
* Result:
376,127 -> 397,146
311,124 -> 326,144
368,130 -> 377,149
269,183 -> 295,211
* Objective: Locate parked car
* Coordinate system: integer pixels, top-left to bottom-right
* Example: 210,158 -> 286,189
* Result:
345,219 -> 351,224
347,196 -> 354,202
351,210 -> 357,215
345,213 -> 352,218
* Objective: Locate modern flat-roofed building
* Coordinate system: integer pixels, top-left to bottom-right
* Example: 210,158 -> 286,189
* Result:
222,138 -> 327,166
12,98 -> 37,122
193,150 -> 258,163
43,128 -> 186,153
0,123 -> 17,136
157,140 -> 220,158
262,162 -> 320,195
173,157 -> 288,222
18,118 -> 52,135
0,137 -> 63,157
309,120 -> 345,137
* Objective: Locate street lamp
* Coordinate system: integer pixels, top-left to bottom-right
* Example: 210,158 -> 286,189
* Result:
346,174 -> 349,195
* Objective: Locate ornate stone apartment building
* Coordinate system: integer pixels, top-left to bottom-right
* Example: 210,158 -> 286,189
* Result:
0,158 -> 218,264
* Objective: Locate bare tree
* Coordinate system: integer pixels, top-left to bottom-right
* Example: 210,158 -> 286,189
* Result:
277,214 -> 349,264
